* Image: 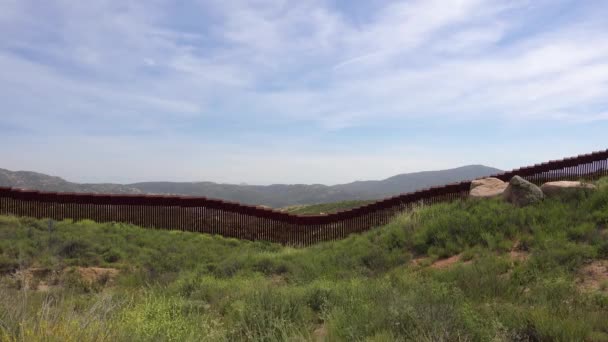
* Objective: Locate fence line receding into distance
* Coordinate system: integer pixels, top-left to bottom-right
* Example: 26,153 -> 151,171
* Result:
1,149 -> 607,246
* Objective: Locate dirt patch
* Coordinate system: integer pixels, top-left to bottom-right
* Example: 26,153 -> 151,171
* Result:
410,253 -> 472,269
8,266 -> 120,291
410,241 -> 529,271
509,240 -> 530,263
312,323 -> 328,342
269,274 -> 286,286
36,283 -> 52,292
431,254 -> 465,269
69,267 -> 119,286
509,250 -> 529,262
578,260 -> 608,293
12,267 -> 60,291
499,249 -> 528,280
410,257 -> 429,267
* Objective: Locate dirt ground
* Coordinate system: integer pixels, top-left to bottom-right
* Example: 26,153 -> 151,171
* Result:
578,260 -> 608,293
11,266 -> 119,291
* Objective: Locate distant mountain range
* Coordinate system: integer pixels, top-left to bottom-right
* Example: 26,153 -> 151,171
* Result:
0,165 -> 502,208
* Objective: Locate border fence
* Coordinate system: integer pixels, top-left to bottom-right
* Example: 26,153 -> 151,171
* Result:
1,149 -> 607,246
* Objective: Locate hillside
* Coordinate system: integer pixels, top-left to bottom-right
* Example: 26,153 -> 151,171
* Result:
0,165 -> 501,207
281,200 -> 376,215
0,177 -> 607,341
0,169 -> 144,195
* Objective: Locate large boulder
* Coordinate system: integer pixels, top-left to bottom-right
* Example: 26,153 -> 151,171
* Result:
503,176 -> 544,206
470,177 -> 508,198
540,181 -> 596,198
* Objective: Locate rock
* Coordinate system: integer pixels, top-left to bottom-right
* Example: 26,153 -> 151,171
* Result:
503,176 -> 544,206
470,177 -> 508,198
540,181 -> 596,198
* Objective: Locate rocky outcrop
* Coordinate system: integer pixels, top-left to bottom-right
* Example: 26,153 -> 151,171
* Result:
470,177 -> 508,198
540,181 -> 596,198
503,176 -> 544,206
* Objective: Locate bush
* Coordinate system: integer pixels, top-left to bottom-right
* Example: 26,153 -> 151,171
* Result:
598,241 -> 608,259
213,259 -> 243,278
58,240 -> 92,259
118,291 -> 225,341
102,249 -> 124,263
226,287 -> 313,341
0,255 -> 19,274
304,281 -> 336,313
567,222 -> 597,241
252,257 -> 290,276
531,240 -> 596,272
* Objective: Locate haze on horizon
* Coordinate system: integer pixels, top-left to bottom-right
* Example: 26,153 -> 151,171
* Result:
1,0 -> 607,186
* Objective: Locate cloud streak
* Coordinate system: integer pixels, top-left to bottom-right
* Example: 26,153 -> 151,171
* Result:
3,0 -> 608,128
1,0 -> 607,183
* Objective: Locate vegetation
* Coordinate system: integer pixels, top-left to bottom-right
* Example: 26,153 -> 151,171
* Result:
0,178 -> 607,341
281,200 -> 375,215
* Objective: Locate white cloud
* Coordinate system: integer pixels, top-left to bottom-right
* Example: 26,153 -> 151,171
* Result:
2,0 -> 608,131
1,0 -> 608,183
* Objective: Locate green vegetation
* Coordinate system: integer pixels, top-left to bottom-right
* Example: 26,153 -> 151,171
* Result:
0,178 -> 607,341
282,200 -> 375,215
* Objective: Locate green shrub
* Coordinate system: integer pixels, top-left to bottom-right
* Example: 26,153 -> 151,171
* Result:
118,291 -> 225,341
102,248 -> 124,263
0,255 -> 19,274
252,257 -> 290,276
531,240 -> 596,272
58,240 -> 92,259
213,259 -> 244,278
436,255 -> 512,300
567,222 -> 597,241
226,287 -> 313,341
598,241 -> 608,259
304,281 -> 336,313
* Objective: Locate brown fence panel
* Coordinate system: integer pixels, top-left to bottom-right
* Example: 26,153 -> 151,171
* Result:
1,149 -> 607,245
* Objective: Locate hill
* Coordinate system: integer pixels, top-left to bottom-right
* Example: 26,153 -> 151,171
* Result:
0,169 -> 144,194
0,177 -> 607,341
0,165 -> 502,207
281,200 -> 376,215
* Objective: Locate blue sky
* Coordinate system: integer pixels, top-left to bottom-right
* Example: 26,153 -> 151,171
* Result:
1,0 -> 607,185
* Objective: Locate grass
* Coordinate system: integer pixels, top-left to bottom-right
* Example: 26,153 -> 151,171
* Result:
0,178 -> 607,341
281,200 -> 375,215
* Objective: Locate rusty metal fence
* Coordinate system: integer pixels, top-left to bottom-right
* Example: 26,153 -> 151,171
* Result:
1,149 -> 607,246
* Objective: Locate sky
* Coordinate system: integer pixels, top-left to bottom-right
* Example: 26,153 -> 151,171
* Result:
1,0 -> 607,185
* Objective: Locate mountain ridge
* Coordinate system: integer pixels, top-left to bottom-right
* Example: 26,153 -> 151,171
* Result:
0,165 -> 502,207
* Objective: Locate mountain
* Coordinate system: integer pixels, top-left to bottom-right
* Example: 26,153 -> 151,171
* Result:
332,165 -> 504,195
0,165 -> 502,208
0,169 -> 144,194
